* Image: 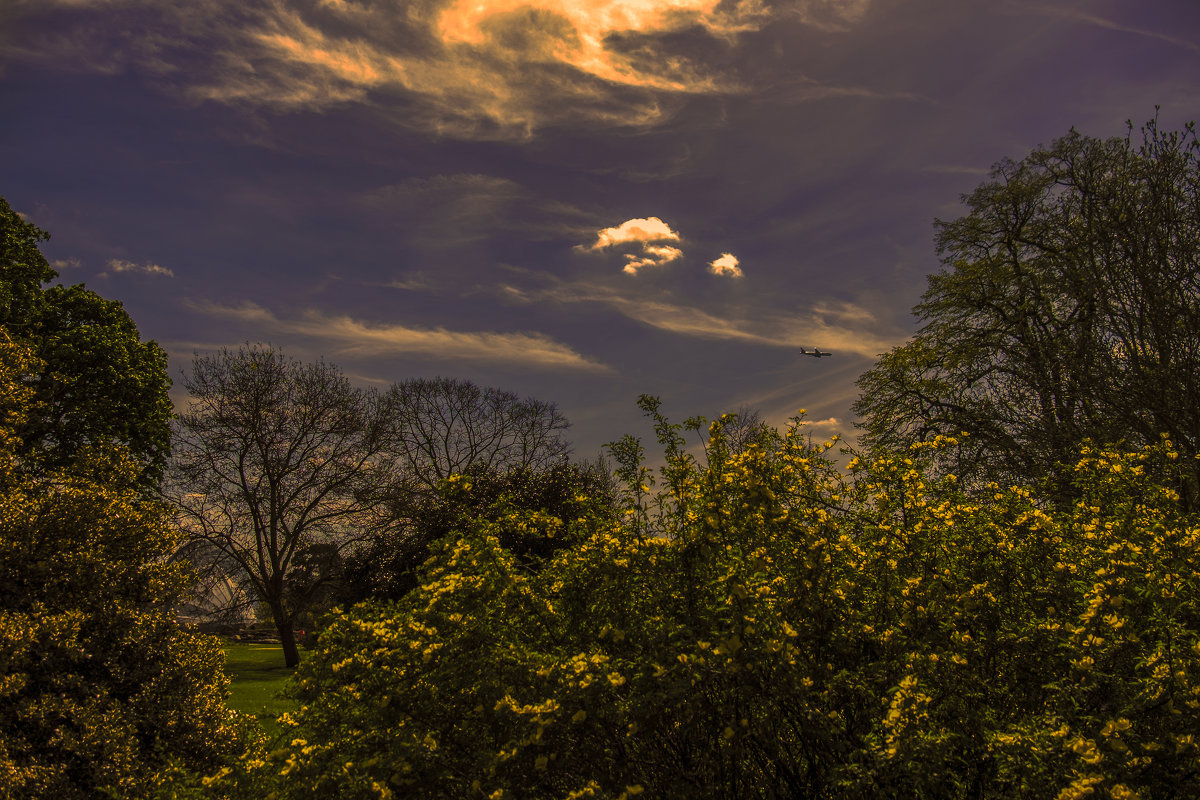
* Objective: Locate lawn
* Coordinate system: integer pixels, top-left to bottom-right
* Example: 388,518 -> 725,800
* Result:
221,640 -> 304,734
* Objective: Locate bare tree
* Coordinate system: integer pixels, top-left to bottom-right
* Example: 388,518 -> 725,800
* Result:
340,377 -> 574,600
168,345 -> 395,667
720,406 -> 773,455
384,376 -> 571,495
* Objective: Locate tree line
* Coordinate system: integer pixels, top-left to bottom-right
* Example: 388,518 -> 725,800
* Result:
169,346 -> 587,667
2,115 -> 1200,797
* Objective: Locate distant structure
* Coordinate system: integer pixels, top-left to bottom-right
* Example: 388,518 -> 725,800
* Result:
799,347 -> 832,358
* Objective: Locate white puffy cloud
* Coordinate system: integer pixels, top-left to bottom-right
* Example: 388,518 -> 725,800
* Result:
101,258 -> 174,277
708,252 -> 743,278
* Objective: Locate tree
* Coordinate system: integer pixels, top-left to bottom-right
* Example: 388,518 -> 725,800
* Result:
0,198 -> 172,486
0,334 -> 241,799
383,376 -> 571,499
169,345 -> 396,667
854,117 -> 1200,501
337,376 -> 575,600
344,460 -> 617,601
254,402 -> 1200,800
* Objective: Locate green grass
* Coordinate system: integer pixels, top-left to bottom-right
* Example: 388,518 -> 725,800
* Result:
222,640 -> 305,734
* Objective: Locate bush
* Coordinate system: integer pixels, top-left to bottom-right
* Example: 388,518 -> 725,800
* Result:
0,336 -> 243,799
267,400 -> 1200,799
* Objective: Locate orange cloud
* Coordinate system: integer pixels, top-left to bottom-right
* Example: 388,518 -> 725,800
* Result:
499,276 -> 904,356
708,252 -> 742,278
24,0 -> 878,138
589,216 -> 681,249
585,217 -> 685,274
185,1 -> 752,135
189,301 -> 609,371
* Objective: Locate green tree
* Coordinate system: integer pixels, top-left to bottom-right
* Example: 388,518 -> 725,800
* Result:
344,460 -> 617,602
0,335 -> 241,799
0,198 -> 172,485
169,345 -> 398,667
854,117 -> 1200,502
258,401 -> 1200,799
339,376 -> 577,603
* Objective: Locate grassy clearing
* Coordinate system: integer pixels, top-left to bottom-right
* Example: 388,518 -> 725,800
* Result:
222,640 -> 304,734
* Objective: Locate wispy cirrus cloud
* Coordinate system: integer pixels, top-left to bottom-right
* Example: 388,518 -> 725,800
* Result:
188,300 -> 610,371
500,276 -> 902,357
12,0 -> 879,138
100,258 -> 174,278
1006,2 -> 1200,54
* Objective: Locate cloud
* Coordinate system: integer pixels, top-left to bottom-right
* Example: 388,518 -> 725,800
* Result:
361,173 -> 527,245
100,258 -> 174,278
621,244 -> 683,275
363,174 -> 524,210
499,276 -> 903,357
12,0 -> 878,139
708,252 -> 742,278
50,257 -> 83,270
360,174 -> 594,249
189,300 -> 610,371
588,216 -> 681,249
584,216 -> 684,275
1007,2 -> 1200,54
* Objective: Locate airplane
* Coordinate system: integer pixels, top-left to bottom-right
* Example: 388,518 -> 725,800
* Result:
799,347 -> 832,358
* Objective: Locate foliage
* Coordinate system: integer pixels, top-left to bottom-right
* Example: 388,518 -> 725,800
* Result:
0,198 -> 172,486
0,335 -> 242,799
341,375 -> 580,604
854,117 -> 1200,502
170,345 -> 398,667
251,398 -> 1200,799
345,461 -> 618,602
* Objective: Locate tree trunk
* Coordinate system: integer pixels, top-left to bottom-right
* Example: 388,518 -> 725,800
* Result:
269,604 -> 301,668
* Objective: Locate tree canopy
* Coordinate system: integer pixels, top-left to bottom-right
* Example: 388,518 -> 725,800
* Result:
170,345 -> 397,667
383,376 -> 572,498
854,117 -> 1200,501
0,334 -> 241,799
194,401 -> 1200,799
0,198 -> 172,485
344,460 -> 618,602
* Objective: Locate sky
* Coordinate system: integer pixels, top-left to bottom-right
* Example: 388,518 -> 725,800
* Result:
2,0 -> 1199,460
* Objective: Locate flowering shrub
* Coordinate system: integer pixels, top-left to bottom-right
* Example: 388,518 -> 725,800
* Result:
0,336 -> 243,799
250,398 -> 1200,799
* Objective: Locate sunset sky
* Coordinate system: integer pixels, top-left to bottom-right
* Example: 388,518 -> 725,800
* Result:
3,0 -> 1198,458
